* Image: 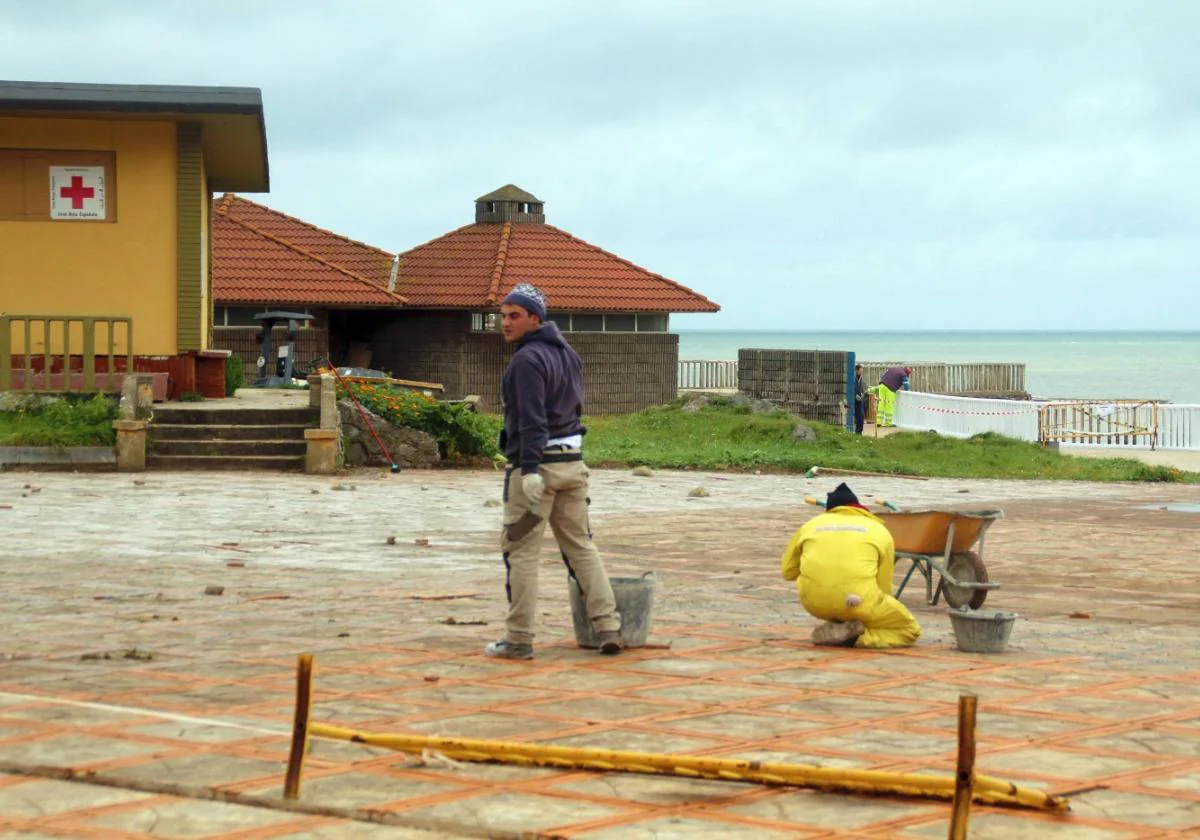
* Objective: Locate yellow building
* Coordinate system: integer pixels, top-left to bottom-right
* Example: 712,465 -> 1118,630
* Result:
0,80 -> 269,397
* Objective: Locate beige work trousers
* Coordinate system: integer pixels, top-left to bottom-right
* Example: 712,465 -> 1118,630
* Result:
501,459 -> 619,645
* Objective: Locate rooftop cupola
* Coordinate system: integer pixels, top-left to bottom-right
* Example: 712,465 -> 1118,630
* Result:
475,184 -> 545,223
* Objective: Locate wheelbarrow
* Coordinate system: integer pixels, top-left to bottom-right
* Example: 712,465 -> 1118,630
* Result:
878,508 -> 1003,609
802,497 -> 1002,609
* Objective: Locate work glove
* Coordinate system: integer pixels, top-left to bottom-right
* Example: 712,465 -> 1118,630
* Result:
521,472 -> 545,512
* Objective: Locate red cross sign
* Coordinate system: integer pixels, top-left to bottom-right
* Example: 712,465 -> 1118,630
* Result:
49,166 -> 106,220
59,175 -> 95,209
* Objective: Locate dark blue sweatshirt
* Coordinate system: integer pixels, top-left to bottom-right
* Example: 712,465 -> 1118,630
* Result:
500,322 -> 586,475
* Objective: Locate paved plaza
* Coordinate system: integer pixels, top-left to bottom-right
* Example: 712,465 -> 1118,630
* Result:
3,467 -> 1200,838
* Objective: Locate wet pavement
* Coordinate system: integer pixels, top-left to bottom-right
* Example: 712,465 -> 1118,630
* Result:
2,468 -> 1200,838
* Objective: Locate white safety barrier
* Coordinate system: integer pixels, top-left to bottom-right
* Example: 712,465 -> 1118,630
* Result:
897,391 -> 1200,451
895,392 -> 1042,442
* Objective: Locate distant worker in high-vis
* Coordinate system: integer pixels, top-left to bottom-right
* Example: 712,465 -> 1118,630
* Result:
873,365 -> 912,428
780,483 -> 922,649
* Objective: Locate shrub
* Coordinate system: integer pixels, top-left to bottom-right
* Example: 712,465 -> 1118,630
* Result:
336,381 -> 502,460
225,355 -> 245,396
0,393 -> 118,447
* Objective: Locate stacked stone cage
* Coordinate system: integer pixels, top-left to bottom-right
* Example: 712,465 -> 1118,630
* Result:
738,348 -> 850,426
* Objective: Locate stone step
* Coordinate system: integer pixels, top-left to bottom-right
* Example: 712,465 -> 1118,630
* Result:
150,423 -> 310,442
150,439 -> 307,457
145,454 -> 305,471
152,407 -> 317,425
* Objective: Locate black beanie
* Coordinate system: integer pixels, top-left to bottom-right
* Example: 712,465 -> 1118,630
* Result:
826,482 -> 860,510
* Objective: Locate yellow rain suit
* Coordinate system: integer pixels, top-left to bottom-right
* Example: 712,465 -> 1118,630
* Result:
780,506 -> 921,649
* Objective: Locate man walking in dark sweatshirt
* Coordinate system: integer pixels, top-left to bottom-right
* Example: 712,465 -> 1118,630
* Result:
485,283 -> 622,660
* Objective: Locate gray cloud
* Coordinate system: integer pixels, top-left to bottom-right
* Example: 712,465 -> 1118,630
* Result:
4,0 -> 1199,328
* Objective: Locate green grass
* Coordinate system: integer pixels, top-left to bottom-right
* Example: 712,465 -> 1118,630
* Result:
582,401 -> 1196,483
0,394 -> 119,448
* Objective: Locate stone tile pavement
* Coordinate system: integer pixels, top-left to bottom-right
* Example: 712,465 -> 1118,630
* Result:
2,468 -> 1200,838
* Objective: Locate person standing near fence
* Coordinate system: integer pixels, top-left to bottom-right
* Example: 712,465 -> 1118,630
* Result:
853,364 -> 867,434
485,282 -> 623,661
876,365 -> 912,428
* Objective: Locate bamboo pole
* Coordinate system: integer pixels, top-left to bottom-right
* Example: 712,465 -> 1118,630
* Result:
306,721 -> 1065,811
948,694 -> 978,839
283,654 -> 313,800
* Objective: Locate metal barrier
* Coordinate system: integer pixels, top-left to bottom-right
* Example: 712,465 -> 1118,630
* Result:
679,359 -> 1026,397
860,362 -> 1027,397
678,359 -> 738,390
0,315 -> 133,393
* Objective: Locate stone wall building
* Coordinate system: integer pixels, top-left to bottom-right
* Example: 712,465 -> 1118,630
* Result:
212,185 -> 720,413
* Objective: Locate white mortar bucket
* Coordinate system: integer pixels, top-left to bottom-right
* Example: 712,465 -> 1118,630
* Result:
949,607 -> 1018,653
569,573 -> 656,649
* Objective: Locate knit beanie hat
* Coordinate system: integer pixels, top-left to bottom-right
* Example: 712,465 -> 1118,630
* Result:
503,283 -> 547,320
826,482 -> 860,510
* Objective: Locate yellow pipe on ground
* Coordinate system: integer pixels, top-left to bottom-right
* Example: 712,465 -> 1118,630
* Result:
308,722 -> 1067,812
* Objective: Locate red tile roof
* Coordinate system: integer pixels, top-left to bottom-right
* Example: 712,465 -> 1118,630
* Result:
394,222 -> 720,313
212,195 -> 404,307
212,193 -> 720,314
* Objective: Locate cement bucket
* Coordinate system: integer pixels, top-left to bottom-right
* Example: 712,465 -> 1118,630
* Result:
570,573 -> 655,649
949,607 -> 1017,653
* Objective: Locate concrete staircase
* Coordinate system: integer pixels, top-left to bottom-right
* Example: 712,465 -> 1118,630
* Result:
147,405 -> 317,470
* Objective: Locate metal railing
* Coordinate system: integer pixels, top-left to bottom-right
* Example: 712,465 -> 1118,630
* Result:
678,359 -> 1026,396
1037,400 -> 1161,448
0,315 -> 133,393
860,362 -> 1026,396
678,359 -> 738,390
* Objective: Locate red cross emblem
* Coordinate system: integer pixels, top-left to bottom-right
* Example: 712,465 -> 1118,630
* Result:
59,175 -> 96,209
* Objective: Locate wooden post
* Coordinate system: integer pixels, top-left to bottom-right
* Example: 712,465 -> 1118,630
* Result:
948,693 -> 978,840
283,654 -> 314,800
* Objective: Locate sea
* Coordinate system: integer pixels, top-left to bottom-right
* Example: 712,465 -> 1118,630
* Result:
676,330 -> 1200,405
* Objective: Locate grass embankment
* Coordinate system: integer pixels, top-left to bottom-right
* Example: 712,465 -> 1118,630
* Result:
584,401 -> 1195,483
0,394 -> 118,447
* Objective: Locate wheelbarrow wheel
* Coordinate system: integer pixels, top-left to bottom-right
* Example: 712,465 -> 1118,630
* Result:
942,551 -> 989,610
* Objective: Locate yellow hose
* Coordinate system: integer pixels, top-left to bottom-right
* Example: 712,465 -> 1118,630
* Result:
309,722 -> 1067,811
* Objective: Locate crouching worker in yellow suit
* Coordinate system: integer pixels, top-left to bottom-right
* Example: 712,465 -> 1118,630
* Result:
780,483 -> 922,648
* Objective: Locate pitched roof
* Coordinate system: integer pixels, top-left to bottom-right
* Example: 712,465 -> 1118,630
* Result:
476,184 -> 541,203
217,194 -> 395,285
212,195 -> 405,307
394,223 -> 720,313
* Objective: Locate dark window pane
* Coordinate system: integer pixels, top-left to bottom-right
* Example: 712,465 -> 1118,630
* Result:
572,314 -> 603,331
637,313 -> 668,332
605,314 -> 636,332
225,307 -> 262,327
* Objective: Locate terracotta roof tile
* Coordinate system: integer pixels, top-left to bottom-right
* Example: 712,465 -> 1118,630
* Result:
216,194 -> 395,285
395,223 -> 720,313
212,200 -> 404,307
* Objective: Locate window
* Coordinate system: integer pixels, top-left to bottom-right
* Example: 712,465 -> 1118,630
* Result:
0,148 -> 117,222
544,313 -> 669,332
571,314 -> 604,332
604,314 -> 636,332
215,307 -> 311,327
470,312 -> 500,332
636,313 -> 668,332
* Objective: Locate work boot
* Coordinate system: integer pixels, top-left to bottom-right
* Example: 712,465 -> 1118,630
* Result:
811,620 -> 865,647
484,640 -> 533,660
596,631 -> 622,655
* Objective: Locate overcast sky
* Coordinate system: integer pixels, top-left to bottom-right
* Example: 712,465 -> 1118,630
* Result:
5,1 -> 1199,330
